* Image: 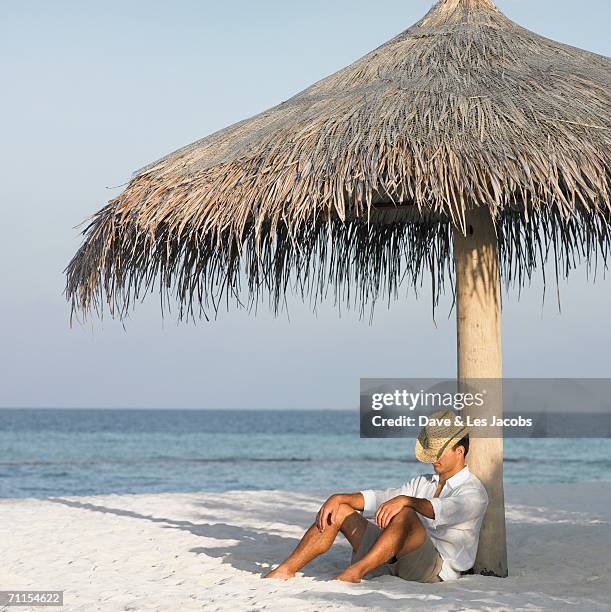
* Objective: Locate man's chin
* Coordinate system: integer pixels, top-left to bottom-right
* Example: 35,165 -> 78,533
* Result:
433,463 -> 442,473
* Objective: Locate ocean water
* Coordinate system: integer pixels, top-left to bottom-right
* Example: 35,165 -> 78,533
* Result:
0,409 -> 609,499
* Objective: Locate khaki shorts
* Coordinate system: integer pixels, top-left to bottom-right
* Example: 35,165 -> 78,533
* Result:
351,519 -> 443,583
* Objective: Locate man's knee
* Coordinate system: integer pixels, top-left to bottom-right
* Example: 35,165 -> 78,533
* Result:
316,502 -> 358,530
389,507 -> 419,527
335,503 -> 358,524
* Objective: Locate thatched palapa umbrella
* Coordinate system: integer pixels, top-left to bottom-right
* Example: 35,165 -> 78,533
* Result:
65,0 -> 611,577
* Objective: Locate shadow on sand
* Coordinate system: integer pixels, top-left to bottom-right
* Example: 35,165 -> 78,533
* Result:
46,497 -> 350,578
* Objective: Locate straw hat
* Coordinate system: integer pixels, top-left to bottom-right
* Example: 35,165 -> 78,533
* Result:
415,410 -> 470,464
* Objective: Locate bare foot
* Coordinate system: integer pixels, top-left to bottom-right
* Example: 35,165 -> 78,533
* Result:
263,565 -> 296,580
334,567 -> 363,583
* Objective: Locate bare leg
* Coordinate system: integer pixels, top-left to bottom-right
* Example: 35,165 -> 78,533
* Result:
264,503 -> 369,579
335,507 -> 426,583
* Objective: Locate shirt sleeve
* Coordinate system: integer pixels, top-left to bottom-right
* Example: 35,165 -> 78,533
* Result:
429,485 -> 488,529
360,478 -> 418,516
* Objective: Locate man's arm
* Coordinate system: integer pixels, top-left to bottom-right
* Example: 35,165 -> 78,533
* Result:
374,495 -> 434,528
360,481 -> 417,517
375,488 -> 488,529
317,478 -> 419,530
316,493 -> 364,531
405,496 -> 435,518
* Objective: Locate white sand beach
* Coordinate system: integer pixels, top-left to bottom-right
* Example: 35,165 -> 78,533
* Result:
1,482 -> 610,611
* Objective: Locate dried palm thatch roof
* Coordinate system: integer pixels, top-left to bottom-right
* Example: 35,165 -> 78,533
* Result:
65,0 -> 611,321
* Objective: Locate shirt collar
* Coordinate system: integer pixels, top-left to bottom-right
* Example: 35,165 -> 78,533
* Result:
432,465 -> 470,489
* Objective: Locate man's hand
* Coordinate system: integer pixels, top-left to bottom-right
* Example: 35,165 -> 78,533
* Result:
316,494 -> 344,532
375,495 -> 410,529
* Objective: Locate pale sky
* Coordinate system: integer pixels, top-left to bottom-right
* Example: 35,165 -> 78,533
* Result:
1,0 -> 609,409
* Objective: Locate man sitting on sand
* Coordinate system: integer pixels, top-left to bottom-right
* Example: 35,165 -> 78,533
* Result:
265,410 -> 488,583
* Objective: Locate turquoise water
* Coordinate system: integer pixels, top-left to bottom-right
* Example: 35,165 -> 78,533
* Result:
0,409 -> 609,498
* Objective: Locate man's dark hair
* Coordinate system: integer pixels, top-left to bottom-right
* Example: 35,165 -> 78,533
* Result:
453,435 -> 469,457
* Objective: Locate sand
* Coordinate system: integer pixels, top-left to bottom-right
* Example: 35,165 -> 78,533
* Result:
1,482 -> 610,611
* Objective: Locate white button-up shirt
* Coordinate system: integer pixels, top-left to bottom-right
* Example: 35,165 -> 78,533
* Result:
360,466 -> 488,581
